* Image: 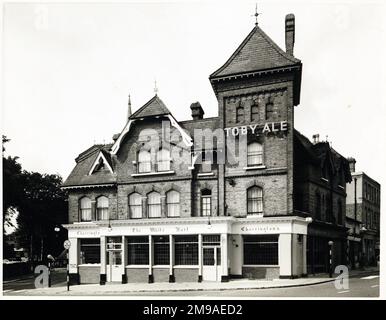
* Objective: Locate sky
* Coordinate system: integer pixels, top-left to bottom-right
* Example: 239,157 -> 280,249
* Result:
2,0 -> 386,196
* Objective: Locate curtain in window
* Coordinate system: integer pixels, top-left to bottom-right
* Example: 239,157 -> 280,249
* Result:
96,196 -> 109,220
138,149 -> 151,173
147,192 -> 161,218
247,186 -> 263,215
129,193 -> 142,219
247,142 -> 263,166
167,190 -> 180,217
80,197 -> 92,221
157,148 -> 170,171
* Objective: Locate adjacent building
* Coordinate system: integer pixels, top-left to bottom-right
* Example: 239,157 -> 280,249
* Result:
346,158 -> 380,268
62,14 -> 352,285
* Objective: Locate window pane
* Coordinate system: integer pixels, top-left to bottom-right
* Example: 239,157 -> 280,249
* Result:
80,197 -> 92,221
247,187 -> 263,215
129,193 -> 142,219
97,196 -> 109,220
243,235 -> 278,265
247,143 -> 263,166
174,235 -> 198,265
167,190 -> 180,217
127,236 -> 149,265
147,192 -> 161,218
153,236 -> 170,265
80,238 -> 100,264
138,150 -> 151,173
157,149 -> 170,171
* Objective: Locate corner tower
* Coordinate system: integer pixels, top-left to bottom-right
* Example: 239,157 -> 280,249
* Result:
210,14 -> 302,217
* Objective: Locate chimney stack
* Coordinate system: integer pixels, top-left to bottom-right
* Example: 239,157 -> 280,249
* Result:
347,157 -> 356,173
312,134 -> 320,144
127,94 -> 132,120
190,102 -> 204,120
285,14 -> 295,56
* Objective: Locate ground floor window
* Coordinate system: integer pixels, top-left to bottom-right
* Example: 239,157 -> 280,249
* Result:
80,238 -> 100,264
174,235 -> 198,265
153,236 -> 170,265
127,236 -> 149,265
243,235 -> 278,265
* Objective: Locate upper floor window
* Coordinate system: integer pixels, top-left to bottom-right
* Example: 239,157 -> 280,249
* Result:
201,189 -> 211,217
247,142 -> 263,166
129,193 -> 142,219
138,149 -> 151,173
247,186 -> 263,215
147,191 -> 161,218
337,199 -> 343,225
315,192 -> 321,220
96,196 -> 109,220
156,148 -> 171,172
80,197 -> 92,222
251,104 -> 259,122
236,106 -> 244,123
166,190 -> 180,217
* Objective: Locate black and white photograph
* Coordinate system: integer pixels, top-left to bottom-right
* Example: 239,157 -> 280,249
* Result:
1,0 -> 384,305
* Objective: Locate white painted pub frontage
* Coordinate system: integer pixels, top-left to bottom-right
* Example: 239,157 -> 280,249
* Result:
64,216 -> 311,284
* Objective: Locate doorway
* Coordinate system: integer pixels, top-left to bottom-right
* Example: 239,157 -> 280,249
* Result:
106,237 -> 123,282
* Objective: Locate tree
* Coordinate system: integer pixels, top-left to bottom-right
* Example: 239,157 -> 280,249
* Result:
3,136 -> 68,262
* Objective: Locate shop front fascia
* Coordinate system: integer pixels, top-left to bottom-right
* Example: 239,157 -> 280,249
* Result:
63,216 -> 311,284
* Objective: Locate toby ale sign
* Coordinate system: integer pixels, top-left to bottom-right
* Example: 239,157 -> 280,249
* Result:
224,121 -> 288,136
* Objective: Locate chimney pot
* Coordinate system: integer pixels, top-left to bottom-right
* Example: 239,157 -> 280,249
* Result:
312,134 -> 320,144
285,13 -> 295,56
347,157 -> 356,173
190,102 -> 204,120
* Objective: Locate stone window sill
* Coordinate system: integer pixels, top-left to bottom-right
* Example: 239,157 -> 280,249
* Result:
197,172 -> 215,177
131,170 -> 175,177
243,165 -> 266,170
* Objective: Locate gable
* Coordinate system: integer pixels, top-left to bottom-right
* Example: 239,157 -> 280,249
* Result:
210,25 -> 300,79
130,95 -> 171,119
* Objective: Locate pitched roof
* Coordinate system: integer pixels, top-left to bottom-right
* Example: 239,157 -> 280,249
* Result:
130,95 -> 171,119
210,25 -> 300,79
62,144 -> 116,188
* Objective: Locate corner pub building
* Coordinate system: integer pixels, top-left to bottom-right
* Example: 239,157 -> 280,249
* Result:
62,14 -> 352,285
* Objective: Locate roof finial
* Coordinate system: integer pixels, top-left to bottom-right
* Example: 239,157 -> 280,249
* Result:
254,3 -> 260,25
154,80 -> 158,96
127,94 -> 132,120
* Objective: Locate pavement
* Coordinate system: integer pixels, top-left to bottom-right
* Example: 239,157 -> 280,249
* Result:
3,267 -> 379,296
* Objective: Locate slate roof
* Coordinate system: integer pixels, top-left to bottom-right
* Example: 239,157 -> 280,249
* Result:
210,25 -> 300,79
130,95 -> 171,119
62,144 -> 116,188
294,130 -> 352,182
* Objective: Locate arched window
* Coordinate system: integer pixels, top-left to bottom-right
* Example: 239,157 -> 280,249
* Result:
251,104 -> 259,122
129,193 -> 142,219
147,192 -> 161,218
236,106 -> 244,123
156,148 -> 170,172
96,196 -> 109,220
247,142 -> 263,166
247,186 -> 263,215
80,197 -> 92,221
166,190 -> 180,217
138,149 -> 151,173
201,189 -> 211,217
